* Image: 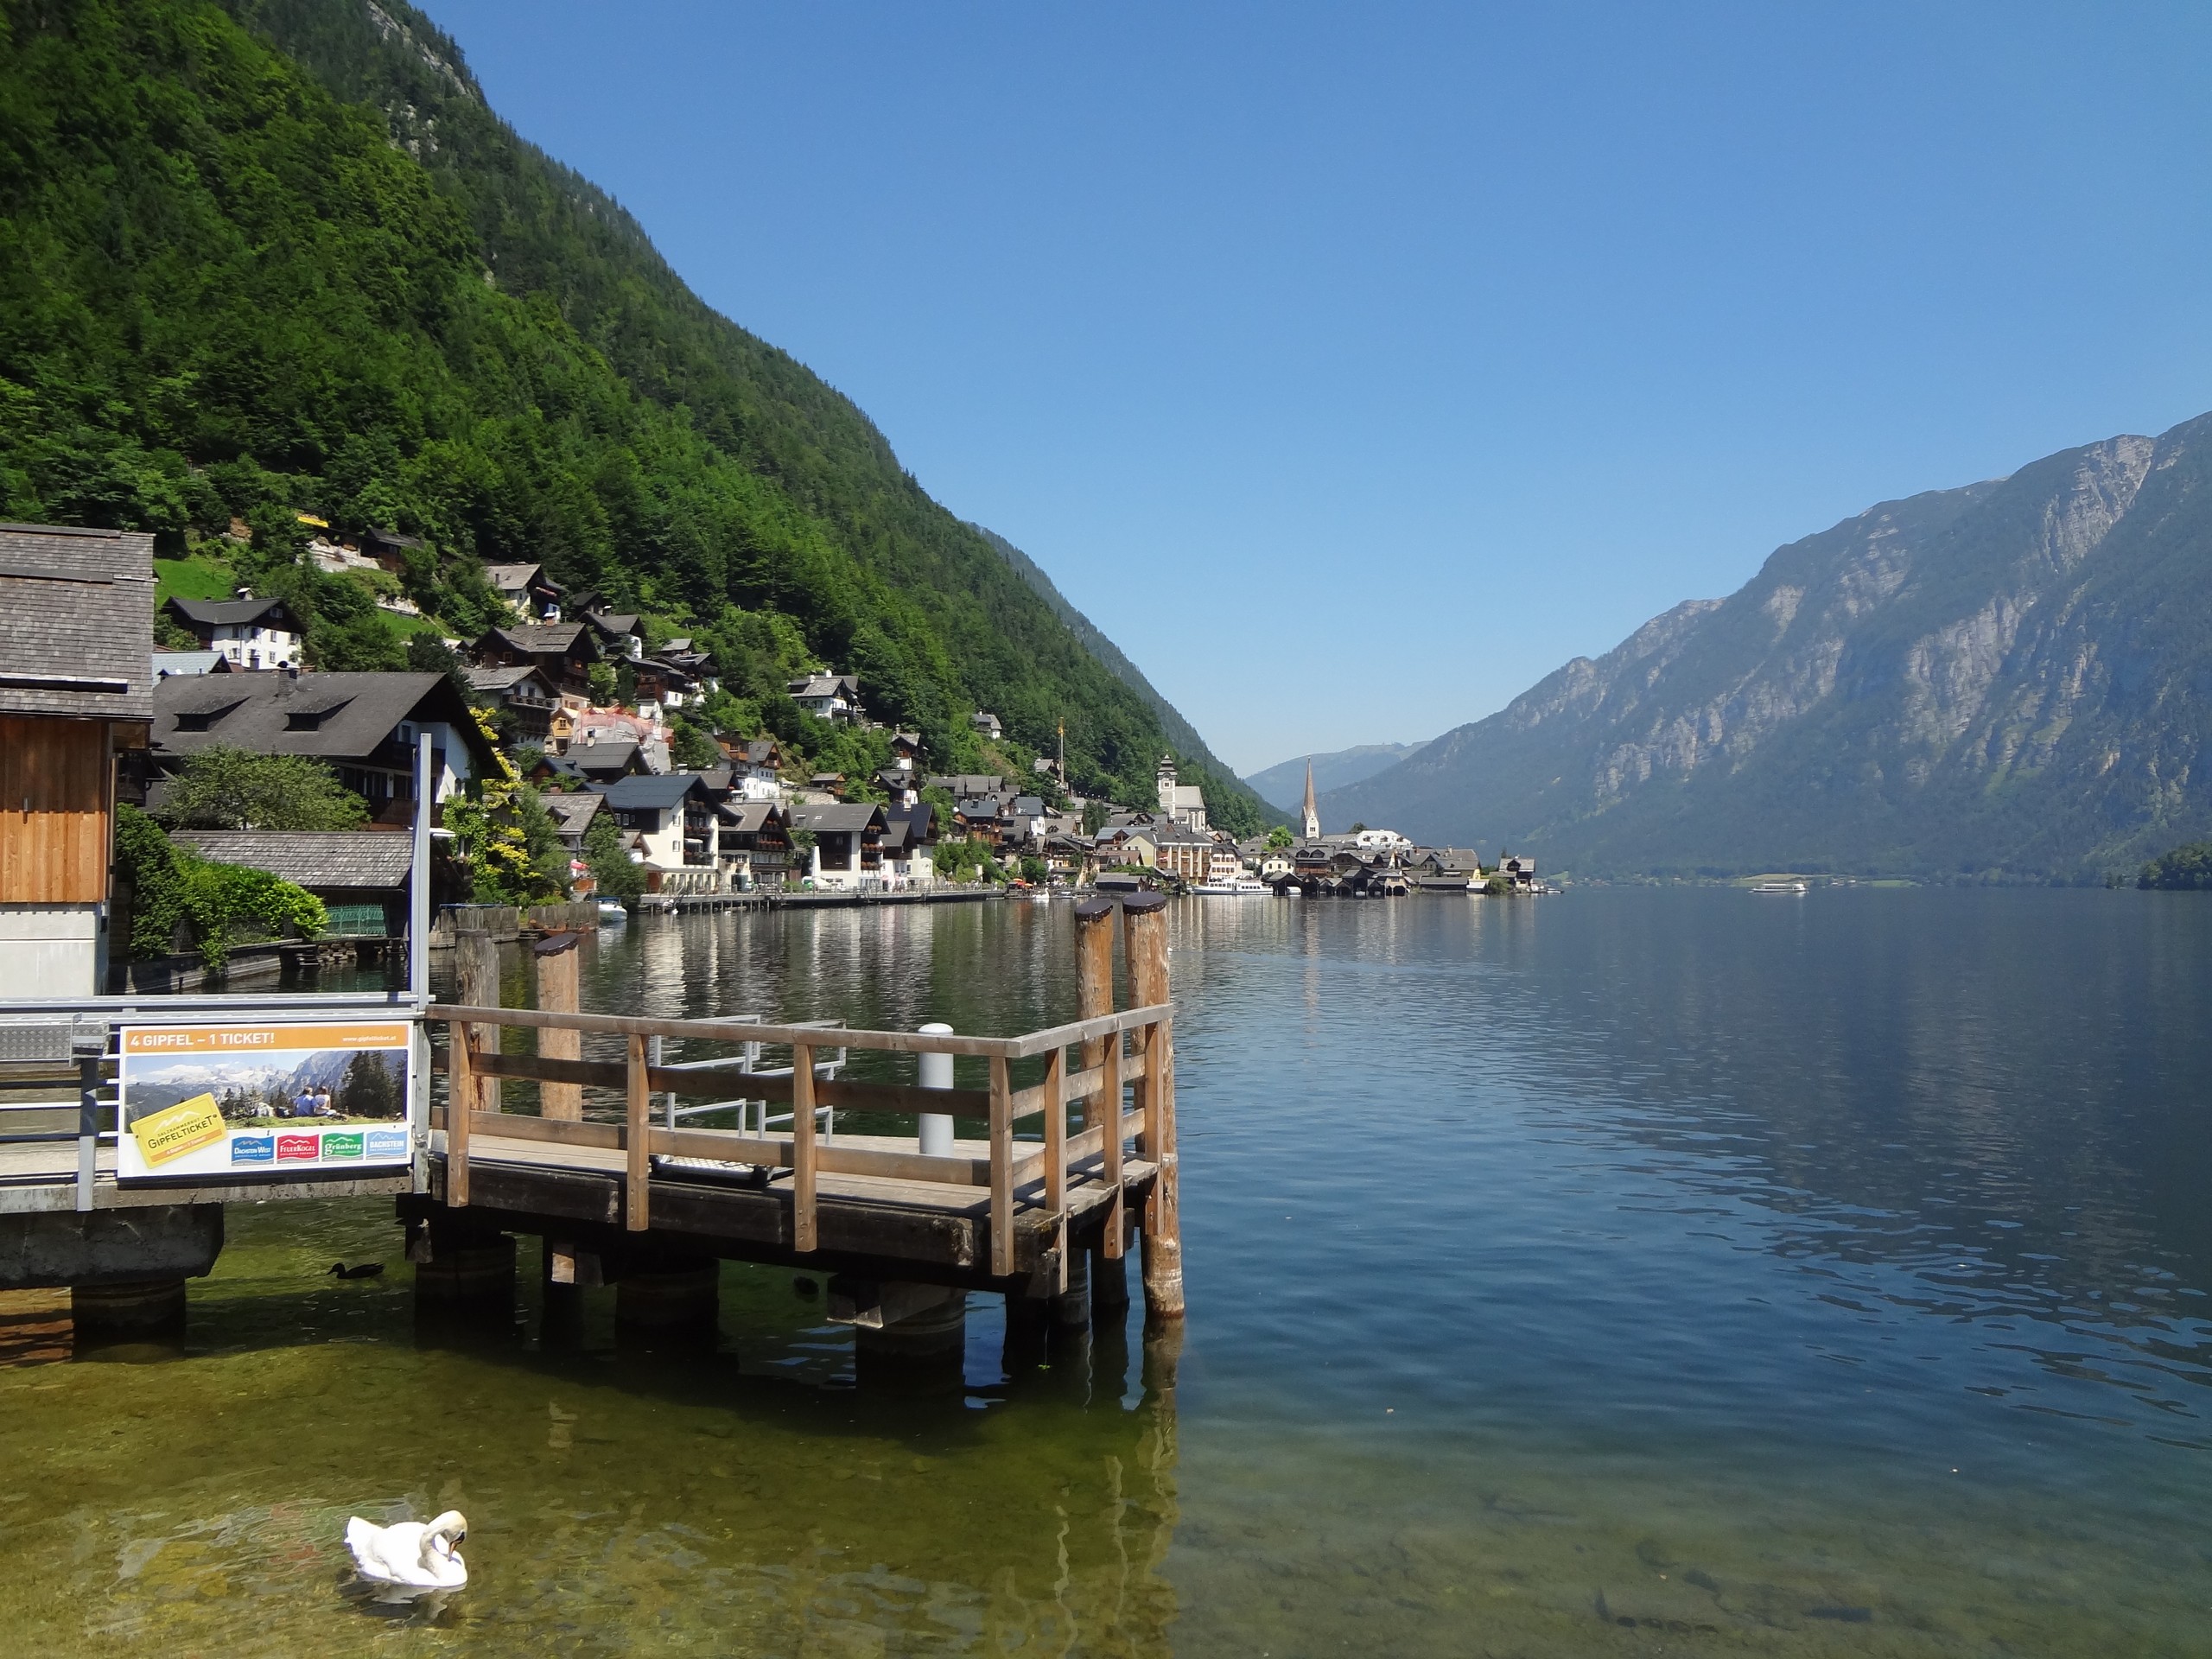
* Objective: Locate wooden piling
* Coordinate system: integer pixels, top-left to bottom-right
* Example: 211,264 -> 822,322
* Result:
456,927 -> 501,1113
533,931 -> 583,1120
1076,894 -> 1127,1268
1122,894 -> 1183,1320
1074,897 -> 1116,1095
625,1033 -> 651,1231
791,1041 -> 818,1253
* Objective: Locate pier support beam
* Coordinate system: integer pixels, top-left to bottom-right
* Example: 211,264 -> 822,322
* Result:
1123,895 -> 1184,1321
71,1276 -> 186,1339
615,1255 -> 719,1347
842,1279 -> 967,1389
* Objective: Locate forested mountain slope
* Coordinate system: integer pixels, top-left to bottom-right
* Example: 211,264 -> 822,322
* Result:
1325,414 -> 2212,880
0,0 -> 1267,831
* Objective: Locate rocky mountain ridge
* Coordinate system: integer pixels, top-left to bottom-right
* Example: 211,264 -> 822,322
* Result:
1322,415 -> 2212,880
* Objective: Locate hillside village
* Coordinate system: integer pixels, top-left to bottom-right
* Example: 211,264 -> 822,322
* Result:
124,524 -> 1543,913
0,518 -> 1537,992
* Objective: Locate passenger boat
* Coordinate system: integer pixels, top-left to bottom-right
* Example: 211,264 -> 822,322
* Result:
1750,880 -> 1808,894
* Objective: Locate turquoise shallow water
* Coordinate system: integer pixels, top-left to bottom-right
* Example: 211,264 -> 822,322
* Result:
0,889 -> 2207,1654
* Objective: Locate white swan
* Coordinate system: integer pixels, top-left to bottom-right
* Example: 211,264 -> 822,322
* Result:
344,1510 -> 468,1590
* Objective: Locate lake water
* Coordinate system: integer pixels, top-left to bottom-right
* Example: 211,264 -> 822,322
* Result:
1,889 -> 2207,1655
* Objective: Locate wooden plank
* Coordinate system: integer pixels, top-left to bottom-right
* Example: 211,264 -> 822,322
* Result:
448,1050 -> 997,1119
460,1109 -> 995,1186
625,1033 -> 650,1230
988,1053 -> 1013,1276
446,1020 -> 473,1207
423,1000 -> 1175,1061
791,1040 -> 817,1252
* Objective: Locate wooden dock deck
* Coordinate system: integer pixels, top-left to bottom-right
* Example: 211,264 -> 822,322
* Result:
416,893 -> 1184,1323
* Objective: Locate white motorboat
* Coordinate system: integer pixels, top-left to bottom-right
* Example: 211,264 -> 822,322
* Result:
597,899 -> 630,922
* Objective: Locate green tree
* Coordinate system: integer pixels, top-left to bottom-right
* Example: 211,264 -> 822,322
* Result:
582,809 -> 645,900
115,805 -> 327,967
1265,825 -> 1294,850
2139,841 -> 2212,889
158,746 -> 369,830
587,662 -> 620,706
669,717 -> 720,771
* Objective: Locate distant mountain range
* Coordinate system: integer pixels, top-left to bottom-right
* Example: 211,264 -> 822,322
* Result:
1323,412 -> 2212,881
1244,743 -> 1433,817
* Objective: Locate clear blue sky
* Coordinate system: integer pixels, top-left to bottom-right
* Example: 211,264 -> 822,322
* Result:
422,1 -> 2212,775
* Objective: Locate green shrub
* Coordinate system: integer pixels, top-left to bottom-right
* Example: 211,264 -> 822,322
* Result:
115,805 -> 327,968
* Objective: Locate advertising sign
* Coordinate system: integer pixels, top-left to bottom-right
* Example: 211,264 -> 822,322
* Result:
117,1022 -> 415,1181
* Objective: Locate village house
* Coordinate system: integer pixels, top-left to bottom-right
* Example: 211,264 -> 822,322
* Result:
1407,848 -> 1484,892
151,650 -> 235,679
1499,853 -> 1538,891
788,672 -> 861,722
590,773 -> 721,892
1207,838 -> 1247,886
565,740 -> 652,783
880,801 -> 938,889
970,709 -> 1002,740
540,791 -> 604,861
0,524 -> 156,995
927,772 -> 1007,798
1009,794 -> 1051,846
473,622 -> 601,697
889,731 -> 922,772
482,562 -> 565,622
715,735 -> 785,802
581,608 -> 645,660
1148,818 -> 1215,885
465,664 -> 563,745
787,802 -> 887,891
1094,824 -> 1158,869
149,669 -> 499,826
876,767 -> 918,808
715,800 -> 791,891
163,594 -> 302,671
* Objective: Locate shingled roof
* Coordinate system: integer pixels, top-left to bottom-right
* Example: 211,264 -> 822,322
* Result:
150,671 -> 499,772
170,830 -> 416,890
0,523 -> 156,721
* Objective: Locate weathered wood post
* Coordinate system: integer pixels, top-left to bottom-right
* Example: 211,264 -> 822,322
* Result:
532,931 -> 582,1120
1075,896 -> 1130,1316
455,927 -> 500,1116
1122,893 -> 1183,1320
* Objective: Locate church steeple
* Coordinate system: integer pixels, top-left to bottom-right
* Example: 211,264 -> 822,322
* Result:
1300,759 -> 1320,841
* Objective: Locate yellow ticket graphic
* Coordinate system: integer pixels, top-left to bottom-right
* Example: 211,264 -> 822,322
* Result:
130,1094 -> 227,1166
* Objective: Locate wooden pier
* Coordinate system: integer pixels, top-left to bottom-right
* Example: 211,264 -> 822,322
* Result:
414,893 -> 1184,1329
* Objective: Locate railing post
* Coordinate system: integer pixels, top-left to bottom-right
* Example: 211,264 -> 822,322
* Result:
455,927 -> 499,1115
1042,1044 -> 1066,1292
625,1033 -> 651,1230
1123,893 -> 1183,1319
1074,897 -> 1115,1105
446,1018 -> 473,1208
1101,1022 -> 1125,1261
988,1053 -> 1013,1277
791,1041 -> 817,1252
534,931 -> 582,1120
528,938 -> 579,1119
917,1022 -> 954,1155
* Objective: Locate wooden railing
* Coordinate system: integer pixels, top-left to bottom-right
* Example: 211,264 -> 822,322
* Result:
429,1000 -> 1172,1281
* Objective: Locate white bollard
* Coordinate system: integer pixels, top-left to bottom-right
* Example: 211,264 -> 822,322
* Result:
918,1022 -> 955,1157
